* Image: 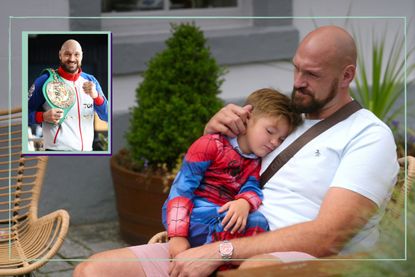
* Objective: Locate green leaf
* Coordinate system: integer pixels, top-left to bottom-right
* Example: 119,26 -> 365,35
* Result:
351,25 -> 414,125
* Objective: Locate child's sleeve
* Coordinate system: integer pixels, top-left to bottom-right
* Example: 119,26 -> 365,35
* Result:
235,163 -> 263,211
165,134 -> 218,238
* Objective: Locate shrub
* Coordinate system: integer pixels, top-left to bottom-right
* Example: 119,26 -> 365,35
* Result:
126,23 -> 224,171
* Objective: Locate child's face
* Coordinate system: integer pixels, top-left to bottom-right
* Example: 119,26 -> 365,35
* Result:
245,115 -> 291,157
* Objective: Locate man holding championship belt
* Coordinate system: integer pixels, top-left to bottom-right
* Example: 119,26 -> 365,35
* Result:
28,39 -> 108,151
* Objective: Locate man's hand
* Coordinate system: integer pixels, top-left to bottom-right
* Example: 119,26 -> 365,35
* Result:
82,81 -> 98,99
219,199 -> 250,234
169,237 -> 191,259
204,104 -> 252,137
169,243 -> 222,277
43,108 -> 63,125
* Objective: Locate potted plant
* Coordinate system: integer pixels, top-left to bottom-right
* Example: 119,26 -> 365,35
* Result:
111,22 -> 224,244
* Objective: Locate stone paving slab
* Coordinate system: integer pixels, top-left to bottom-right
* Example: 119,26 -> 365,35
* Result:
34,221 -> 129,277
84,240 -> 129,254
57,237 -> 93,259
36,259 -> 74,275
36,269 -> 74,277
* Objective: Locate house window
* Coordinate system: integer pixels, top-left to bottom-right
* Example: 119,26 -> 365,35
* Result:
101,0 -> 253,37
102,0 -> 238,12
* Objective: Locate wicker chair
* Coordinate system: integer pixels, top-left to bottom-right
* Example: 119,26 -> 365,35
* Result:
0,107 -> 70,276
149,156 -> 415,276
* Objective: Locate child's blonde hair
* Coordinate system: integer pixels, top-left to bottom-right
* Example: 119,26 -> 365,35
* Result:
245,88 -> 303,131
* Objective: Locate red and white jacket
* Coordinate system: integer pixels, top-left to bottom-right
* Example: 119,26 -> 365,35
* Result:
28,67 -> 108,151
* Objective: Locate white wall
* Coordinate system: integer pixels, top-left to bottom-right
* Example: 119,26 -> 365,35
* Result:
112,61 -> 295,114
293,0 -> 415,39
2,0 -> 414,111
1,0 -> 69,110
293,0 -> 415,82
113,0 -> 415,114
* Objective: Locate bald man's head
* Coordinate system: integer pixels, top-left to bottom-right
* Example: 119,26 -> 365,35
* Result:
59,39 -> 83,74
291,26 -> 357,118
300,25 -> 357,69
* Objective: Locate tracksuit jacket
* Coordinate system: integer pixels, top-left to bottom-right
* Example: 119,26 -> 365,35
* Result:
28,66 -> 108,151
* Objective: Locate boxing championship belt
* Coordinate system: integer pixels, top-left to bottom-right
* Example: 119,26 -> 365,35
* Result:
41,68 -> 76,124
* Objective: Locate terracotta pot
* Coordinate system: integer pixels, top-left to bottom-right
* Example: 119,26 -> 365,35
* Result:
110,154 -> 167,245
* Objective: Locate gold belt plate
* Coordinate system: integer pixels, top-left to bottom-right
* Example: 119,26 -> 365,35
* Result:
45,81 -> 76,109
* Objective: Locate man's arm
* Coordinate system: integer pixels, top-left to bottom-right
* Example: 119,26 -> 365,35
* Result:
230,187 -> 377,257
28,77 -> 65,125
169,187 -> 377,277
28,75 -> 48,125
85,76 -> 108,122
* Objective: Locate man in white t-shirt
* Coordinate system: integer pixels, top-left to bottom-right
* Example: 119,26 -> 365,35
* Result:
74,25 -> 398,277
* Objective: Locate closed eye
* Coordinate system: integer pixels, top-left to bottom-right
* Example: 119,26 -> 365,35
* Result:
305,70 -> 321,79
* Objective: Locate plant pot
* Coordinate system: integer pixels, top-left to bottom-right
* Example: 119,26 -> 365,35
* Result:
110,153 -> 167,245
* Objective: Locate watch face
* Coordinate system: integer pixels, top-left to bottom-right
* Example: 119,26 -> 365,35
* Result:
219,241 -> 233,258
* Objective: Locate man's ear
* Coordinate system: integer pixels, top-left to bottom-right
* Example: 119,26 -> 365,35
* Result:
340,64 -> 356,88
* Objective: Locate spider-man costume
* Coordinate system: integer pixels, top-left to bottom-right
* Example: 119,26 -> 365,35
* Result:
162,133 -> 269,247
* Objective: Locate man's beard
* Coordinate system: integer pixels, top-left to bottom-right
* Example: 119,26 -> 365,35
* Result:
60,61 -> 80,74
291,78 -> 338,114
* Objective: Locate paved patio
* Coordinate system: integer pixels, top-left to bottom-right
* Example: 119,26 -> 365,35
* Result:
35,221 -> 129,277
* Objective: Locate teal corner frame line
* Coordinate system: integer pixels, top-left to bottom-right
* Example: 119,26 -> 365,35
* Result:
403,16 -> 408,261
7,14 -> 12,259
8,15 -> 409,261
10,15 -> 407,19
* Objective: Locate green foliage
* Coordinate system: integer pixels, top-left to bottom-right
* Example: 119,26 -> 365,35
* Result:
126,23 -> 224,171
350,28 -> 415,125
97,133 -> 108,151
391,122 -> 415,157
341,190 -> 415,277
347,25 -> 415,158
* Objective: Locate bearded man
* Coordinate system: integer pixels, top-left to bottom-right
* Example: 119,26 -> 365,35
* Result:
74,26 -> 398,277
28,39 -> 108,151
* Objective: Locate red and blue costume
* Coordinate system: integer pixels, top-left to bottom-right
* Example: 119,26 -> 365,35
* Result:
162,134 -> 269,247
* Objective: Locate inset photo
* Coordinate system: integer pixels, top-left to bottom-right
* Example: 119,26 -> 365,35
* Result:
22,32 -> 111,155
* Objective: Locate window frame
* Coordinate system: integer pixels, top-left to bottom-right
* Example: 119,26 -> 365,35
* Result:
101,0 -> 254,37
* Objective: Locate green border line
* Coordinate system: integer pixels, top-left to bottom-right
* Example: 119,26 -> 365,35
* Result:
8,15 -> 12,259
10,15 -> 407,19
8,15 -> 409,263
403,16 -> 408,261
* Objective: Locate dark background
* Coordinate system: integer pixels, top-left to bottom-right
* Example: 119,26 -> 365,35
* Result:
28,33 -> 109,98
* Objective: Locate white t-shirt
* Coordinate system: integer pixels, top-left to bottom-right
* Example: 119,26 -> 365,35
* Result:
259,108 -> 399,254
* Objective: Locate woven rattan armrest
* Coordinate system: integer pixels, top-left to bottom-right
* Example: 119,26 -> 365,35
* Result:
0,107 -> 71,276
0,210 -> 70,275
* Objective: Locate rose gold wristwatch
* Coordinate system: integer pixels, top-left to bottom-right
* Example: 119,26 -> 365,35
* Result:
218,240 -> 233,260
